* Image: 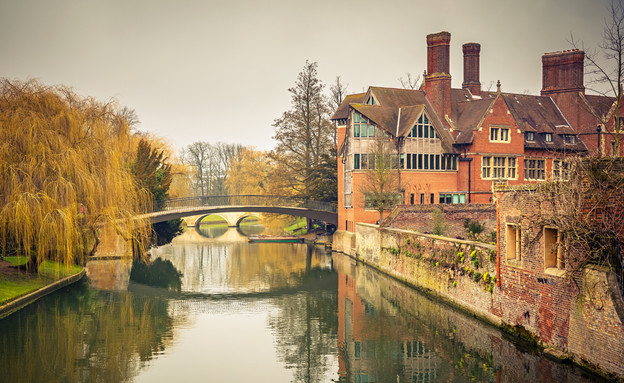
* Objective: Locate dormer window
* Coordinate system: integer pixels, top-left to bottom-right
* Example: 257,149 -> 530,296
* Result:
366,96 -> 376,105
563,135 -> 576,144
544,133 -> 553,143
526,132 -> 535,142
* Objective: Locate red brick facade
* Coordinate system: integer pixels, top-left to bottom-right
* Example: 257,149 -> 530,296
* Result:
333,31 -> 621,232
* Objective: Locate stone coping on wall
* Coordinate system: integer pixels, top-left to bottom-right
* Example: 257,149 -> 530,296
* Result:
373,223 -> 496,251
0,269 -> 86,319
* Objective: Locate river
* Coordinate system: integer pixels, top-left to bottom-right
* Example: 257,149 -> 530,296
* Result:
0,226 -> 605,382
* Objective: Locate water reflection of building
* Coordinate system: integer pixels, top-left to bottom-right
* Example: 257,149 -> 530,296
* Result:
338,272 -> 439,382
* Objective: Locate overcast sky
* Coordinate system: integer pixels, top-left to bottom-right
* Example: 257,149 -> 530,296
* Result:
0,0 -> 612,152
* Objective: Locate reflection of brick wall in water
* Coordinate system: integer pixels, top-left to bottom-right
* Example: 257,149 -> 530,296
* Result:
333,253 -> 591,382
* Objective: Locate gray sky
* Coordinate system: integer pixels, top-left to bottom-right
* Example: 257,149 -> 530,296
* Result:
0,0 -> 612,152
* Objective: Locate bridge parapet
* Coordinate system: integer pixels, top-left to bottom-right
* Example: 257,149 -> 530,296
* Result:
156,195 -> 337,214
146,195 -> 337,226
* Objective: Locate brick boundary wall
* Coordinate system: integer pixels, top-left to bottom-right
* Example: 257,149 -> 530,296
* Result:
384,204 -> 496,241
345,222 -> 624,380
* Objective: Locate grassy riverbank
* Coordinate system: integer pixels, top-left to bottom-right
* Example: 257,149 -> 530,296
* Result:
0,257 -> 83,305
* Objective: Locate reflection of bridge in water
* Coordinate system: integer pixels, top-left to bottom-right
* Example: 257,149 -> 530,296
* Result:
146,195 -> 338,227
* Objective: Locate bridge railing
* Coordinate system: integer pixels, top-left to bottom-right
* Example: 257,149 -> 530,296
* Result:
154,195 -> 337,214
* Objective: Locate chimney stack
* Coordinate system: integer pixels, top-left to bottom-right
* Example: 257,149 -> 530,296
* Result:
540,49 -> 585,134
541,49 -> 585,95
425,31 -> 452,118
462,43 -> 481,96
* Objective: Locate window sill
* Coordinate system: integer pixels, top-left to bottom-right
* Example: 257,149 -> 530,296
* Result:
544,267 -> 565,277
506,259 -> 522,268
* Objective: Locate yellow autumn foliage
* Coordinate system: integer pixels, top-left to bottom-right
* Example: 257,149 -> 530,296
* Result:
0,79 -> 151,271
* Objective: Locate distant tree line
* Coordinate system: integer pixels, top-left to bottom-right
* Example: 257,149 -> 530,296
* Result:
182,61 -> 344,204
181,142 -> 243,197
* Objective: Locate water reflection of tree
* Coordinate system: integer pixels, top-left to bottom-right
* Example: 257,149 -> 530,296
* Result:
268,268 -> 339,383
0,282 -> 181,382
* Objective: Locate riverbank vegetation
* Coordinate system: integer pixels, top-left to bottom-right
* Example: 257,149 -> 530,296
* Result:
0,256 -> 83,305
0,79 -> 184,272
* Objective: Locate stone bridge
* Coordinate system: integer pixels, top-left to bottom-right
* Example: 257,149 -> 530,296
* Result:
182,212 -> 267,227
146,195 -> 338,227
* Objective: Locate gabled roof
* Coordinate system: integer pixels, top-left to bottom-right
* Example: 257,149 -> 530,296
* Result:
367,86 -> 425,107
501,93 -> 587,152
583,94 -> 615,120
454,97 -> 495,144
450,88 -> 475,123
331,93 -> 365,120
397,105 -> 426,137
346,87 -> 457,153
350,103 -> 399,135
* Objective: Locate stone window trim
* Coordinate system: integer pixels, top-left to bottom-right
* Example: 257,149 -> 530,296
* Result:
544,226 -> 566,277
506,223 -> 522,267
553,159 -> 570,181
481,155 -> 517,180
524,158 -> 546,181
489,126 -> 511,143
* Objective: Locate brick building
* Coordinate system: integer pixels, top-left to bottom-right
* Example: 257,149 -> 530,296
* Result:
333,31 -> 623,232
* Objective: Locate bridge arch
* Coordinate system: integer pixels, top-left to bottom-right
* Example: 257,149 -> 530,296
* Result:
235,214 -> 260,227
189,213 -> 263,227
194,213 -> 228,227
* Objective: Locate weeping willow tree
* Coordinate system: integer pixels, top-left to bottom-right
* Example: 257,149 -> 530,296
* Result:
0,80 -> 152,272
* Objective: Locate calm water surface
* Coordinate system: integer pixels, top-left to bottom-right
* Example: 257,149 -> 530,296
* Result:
0,227 -> 604,382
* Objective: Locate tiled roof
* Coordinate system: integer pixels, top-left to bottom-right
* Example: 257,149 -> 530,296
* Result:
454,98 -> 494,144
397,105 -> 426,137
331,93 -> 365,120
333,86 -> 590,153
334,87 -> 468,154
583,94 -> 615,120
501,93 -> 587,152
450,88 -> 474,123
350,103 -> 399,136
368,86 -> 426,107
